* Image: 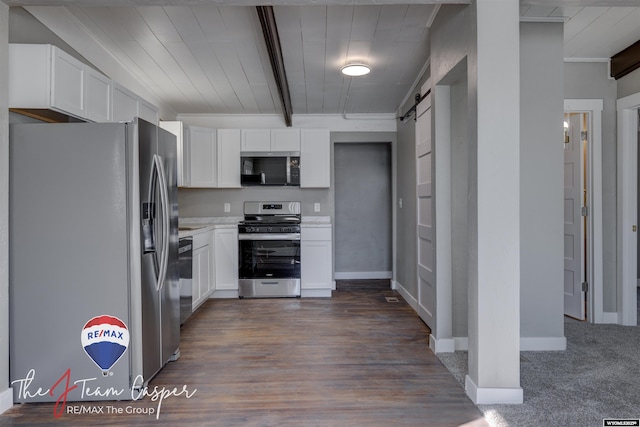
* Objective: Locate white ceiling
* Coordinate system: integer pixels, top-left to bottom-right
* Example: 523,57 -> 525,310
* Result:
8,1 -> 640,119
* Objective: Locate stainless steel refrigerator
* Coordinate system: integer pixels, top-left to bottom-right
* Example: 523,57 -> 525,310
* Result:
9,118 -> 180,403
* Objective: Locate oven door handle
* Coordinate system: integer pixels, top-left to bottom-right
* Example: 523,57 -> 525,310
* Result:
238,233 -> 301,241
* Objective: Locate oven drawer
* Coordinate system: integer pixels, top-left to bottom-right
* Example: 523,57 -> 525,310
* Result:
238,278 -> 300,298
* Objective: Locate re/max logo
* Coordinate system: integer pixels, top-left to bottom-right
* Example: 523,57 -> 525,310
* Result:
86,330 -> 124,340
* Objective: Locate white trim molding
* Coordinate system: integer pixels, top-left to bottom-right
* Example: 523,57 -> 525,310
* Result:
300,289 -> 332,298
564,99 -> 604,324
617,91 -> 640,326
334,271 -> 392,280
392,280 -> 418,311
465,376 -> 523,405
602,311 -> 620,324
520,336 -> 567,351
429,336 -> 455,353
0,388 -> 12,415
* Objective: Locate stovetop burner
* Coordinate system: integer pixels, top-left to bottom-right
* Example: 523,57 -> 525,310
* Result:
240,215 -> 301,225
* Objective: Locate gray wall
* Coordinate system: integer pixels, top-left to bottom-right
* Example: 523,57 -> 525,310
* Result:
450,73 -> 469,338
334,143 -> 391,274
520,22 -> 565,339
431,4 -> 478,352
618,67 -> 640,100
564,61 -> 618,312
1,1 -> 10,409
9,7 -> 93,67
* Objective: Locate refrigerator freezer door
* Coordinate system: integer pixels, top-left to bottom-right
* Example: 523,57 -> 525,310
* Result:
158,123 -> 180,366
137,118 -> 179,384
9,123 -> 132,402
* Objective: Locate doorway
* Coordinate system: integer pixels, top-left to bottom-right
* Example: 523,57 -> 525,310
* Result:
334,143 -> 392,280
563,112 -> 588,320
564,99 -> 604,323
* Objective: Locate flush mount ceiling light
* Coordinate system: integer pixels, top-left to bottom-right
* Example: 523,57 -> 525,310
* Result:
341,64 -> 371,77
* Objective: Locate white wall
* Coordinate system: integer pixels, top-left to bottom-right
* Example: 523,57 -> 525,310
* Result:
0,1 -> 13,414
520,22 -> 565,348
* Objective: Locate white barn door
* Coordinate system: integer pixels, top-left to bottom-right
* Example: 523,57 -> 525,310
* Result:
416,90 -> 435,328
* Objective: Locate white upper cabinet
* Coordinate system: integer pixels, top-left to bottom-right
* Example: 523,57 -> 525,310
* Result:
138,98 -> 159,126
241,128 -> 301,152
271,129 -> 301,151
50,46 -> 85,118
159,121 -> 189,187
241,129 -> 270,152
217,129 -> 242,188
111,83 -> 139,123
188,126 -> 218,188
300,129 -> 330,188
9,44 -> 86,119
85,67 -> 112,122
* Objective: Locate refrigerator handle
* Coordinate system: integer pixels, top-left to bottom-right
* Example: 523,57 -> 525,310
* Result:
155,154 -> 170,292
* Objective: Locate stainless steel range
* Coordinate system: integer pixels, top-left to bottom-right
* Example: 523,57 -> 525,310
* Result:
238,201 -> 301,298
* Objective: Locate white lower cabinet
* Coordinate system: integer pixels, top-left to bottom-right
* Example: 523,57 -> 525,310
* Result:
192,231 -> 213,310
301,225 -> 333,297
214,228 -> 238,291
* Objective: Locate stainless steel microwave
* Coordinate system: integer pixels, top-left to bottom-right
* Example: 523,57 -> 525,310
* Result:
240,152 -> 300,186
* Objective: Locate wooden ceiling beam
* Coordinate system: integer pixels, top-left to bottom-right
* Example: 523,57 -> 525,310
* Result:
611,39 -> 640,80
256,6 -> 293,127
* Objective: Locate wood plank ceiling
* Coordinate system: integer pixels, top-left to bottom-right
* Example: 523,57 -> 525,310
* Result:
13,2 -> 640,118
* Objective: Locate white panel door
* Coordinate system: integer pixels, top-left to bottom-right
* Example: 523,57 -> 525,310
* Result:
564,113 -> 585,320
416,93 -> 435,328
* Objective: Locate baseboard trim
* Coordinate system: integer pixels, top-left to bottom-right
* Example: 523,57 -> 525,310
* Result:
0,388 -> 13,414
429,336 -> 468,353
209,290 -> 239,299
392,280 -> 418,311
601,311 -> 620,324
334,271 -> 392,280
520,336 -> 567,351
454,337 -> 469,351
301,289 -> 332,298
465,375 -> 523,404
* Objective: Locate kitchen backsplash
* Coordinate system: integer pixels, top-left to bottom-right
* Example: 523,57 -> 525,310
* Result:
178,187 -> 332,217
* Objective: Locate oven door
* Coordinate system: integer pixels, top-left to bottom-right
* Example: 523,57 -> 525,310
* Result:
238,234 -> 301,279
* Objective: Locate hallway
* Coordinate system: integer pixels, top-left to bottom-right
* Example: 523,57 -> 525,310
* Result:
0,282 -> 484,426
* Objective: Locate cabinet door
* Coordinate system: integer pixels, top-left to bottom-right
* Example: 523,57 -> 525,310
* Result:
241,129 -> 270,152
112,83 -> 139,122
85,67 -> 112,122
271,129 -> 300,151
188,126 -> 217,187
217,129 -> 241,188
193,245 -> 211,309
301,240 -> 332,289
50,46 -> 85,118
214,229 -> 238,290
138,98 -> 159,126
160,121 -> 188,187
301,129 -> 330,188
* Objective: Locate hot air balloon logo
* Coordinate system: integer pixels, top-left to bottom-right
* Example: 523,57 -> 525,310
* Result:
81,315 -> 130,376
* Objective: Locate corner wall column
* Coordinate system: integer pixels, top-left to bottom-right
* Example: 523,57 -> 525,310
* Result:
466,0 -> 523,404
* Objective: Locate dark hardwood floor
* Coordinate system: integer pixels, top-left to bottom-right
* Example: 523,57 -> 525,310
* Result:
0,281 -> 485,426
